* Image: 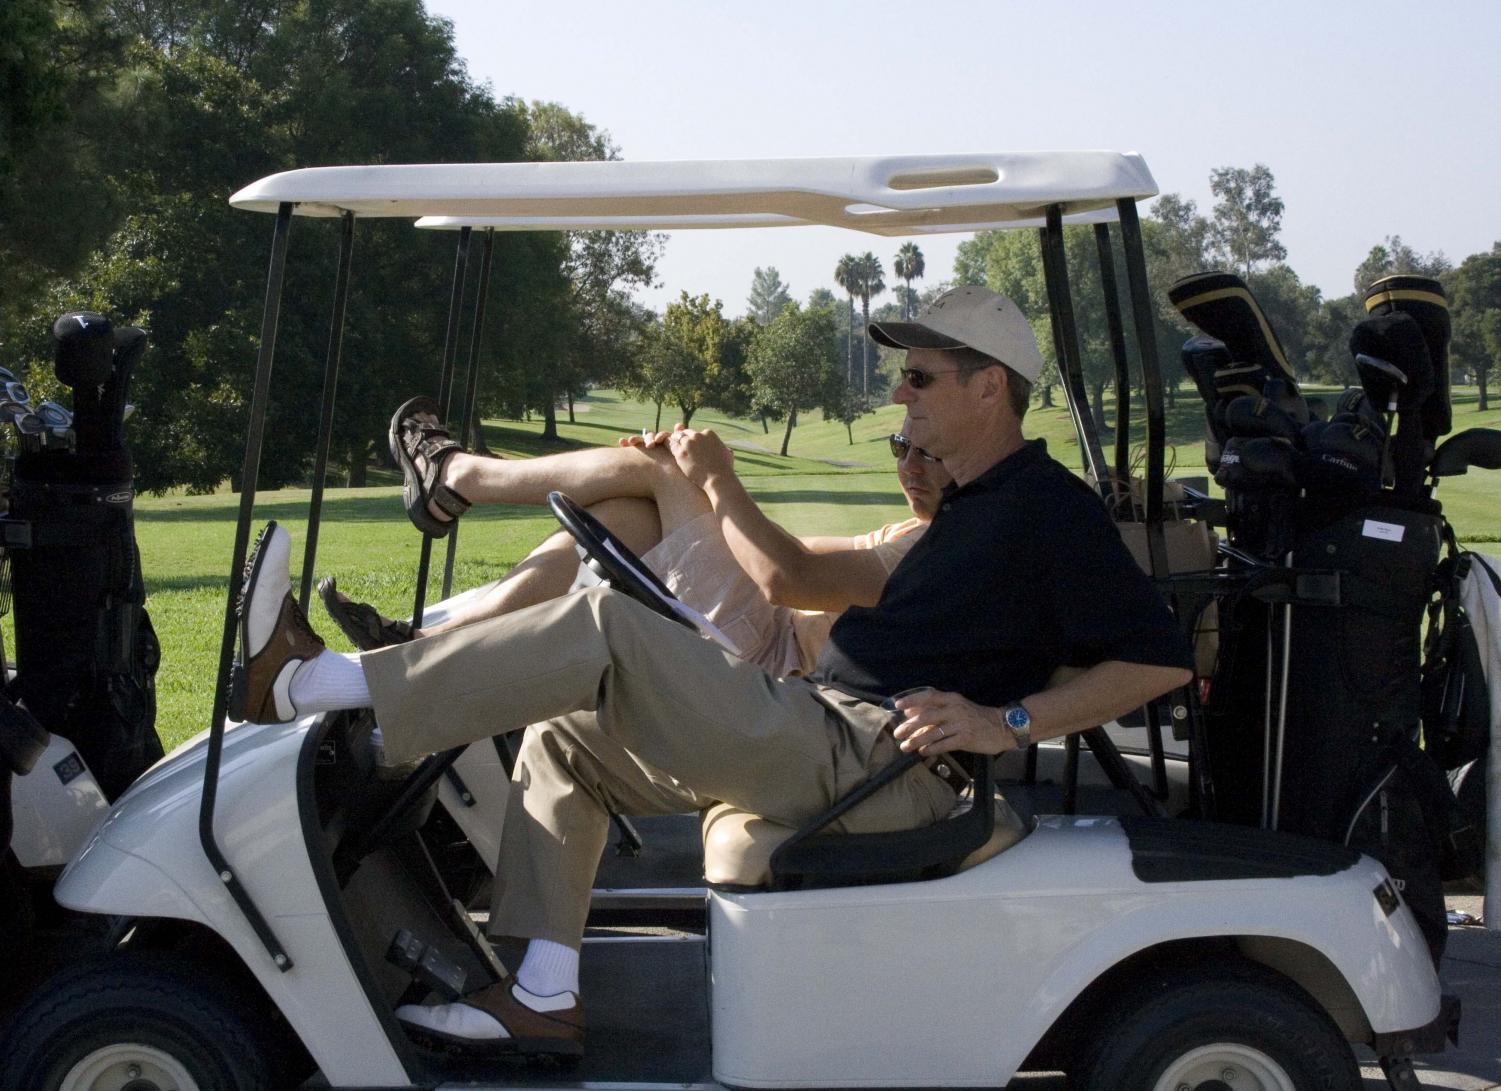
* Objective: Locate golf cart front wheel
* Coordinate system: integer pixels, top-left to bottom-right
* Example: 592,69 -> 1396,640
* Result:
1071,964 -> 1361,1091
0,952 -> 276,1091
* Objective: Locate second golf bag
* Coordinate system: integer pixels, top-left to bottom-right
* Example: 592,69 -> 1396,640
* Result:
2,314 -> 161,801
1173,273 -> 1457,961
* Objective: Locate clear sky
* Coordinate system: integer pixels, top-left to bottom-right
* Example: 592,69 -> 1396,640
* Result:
427,0 -> 1499,318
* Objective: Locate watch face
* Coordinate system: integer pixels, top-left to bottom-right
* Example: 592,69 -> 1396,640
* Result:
1005,704 -> 1030,730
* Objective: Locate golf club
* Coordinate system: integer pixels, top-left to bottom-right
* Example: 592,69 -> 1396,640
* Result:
1354,353 -> 1405,488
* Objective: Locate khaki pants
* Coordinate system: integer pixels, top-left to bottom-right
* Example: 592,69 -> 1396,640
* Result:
361,587 -> 955,945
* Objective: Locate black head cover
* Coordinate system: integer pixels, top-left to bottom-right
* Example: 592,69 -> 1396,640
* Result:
1215,435 -> 1300,492
1180,335 -> 1230,405
1349,313 -> 1434,410
1364,275 -> 1451,439
53,311 -> 116,388
1222,394 -> 1302,443
1168,272 -> 1302,398
1299,416 -> 1383,495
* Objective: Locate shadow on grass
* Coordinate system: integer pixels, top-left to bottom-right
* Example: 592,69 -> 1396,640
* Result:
740,488 -> 903,507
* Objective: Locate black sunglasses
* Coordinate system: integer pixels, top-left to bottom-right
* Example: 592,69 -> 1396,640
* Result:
888,433 -> 937,463
897,366 -> 966,390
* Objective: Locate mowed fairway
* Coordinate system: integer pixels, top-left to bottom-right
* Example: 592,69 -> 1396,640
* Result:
110,386 -> 1501,750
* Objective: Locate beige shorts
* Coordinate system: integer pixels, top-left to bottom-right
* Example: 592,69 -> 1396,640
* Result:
640,513 -> 807,677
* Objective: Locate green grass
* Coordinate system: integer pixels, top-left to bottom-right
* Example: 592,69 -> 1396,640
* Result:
15,385 -> 1498,753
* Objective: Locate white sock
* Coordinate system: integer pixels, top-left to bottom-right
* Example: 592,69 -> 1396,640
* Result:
288,650 -> 370,713
516,939 -> 580,998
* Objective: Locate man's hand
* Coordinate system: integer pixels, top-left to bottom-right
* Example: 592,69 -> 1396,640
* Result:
891,688 -> 1012,756
617,425 -> 681,464
668,427 -> 735,489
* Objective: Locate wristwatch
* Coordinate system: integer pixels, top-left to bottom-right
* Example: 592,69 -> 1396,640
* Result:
1000,701 -> 1032,750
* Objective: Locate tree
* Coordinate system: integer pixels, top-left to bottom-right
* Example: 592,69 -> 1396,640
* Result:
745,303 -> 841,456
1246,264 -> 1322,379
806,287 -> 837,310
1208,164 -> 1286,280
892,242 -> 925,319
853,252 -> 885,399
833,254 -> 859,386
523,100 -> 663,438
746,266 -> 792,325
1449,242 -> 1501,412
1353,235 -> 1451,293
622,292 -> 729,428
1143,194 -> 1212,405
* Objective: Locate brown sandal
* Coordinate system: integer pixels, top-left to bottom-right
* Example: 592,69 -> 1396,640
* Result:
317,577 -> 414,650
389,395 -> 472,538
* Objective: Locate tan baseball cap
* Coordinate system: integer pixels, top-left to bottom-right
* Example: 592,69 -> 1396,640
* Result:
868,286 -> 1045,382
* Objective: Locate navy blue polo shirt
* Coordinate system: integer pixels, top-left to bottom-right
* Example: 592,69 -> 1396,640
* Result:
810,439 -> 1193,707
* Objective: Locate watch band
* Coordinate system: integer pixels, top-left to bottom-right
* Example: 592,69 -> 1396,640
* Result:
1001,701 -> 1032,750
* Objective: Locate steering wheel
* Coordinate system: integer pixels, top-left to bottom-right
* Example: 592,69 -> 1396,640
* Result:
547,491 -> 692,629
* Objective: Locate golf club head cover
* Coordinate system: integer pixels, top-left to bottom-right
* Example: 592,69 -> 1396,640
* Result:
53,311 -> 116,388
1167,271 -> 1303,398
102,326 -> 148,450
1364,275 -> 1451,439
1222,394 -> 1303,443
1299,416 -> 1383,495
1260,377 -> 1310,426
1349,313 -> 1434,411
1180,335 -> 1229,406
1215,435 -> 1300,492
1181,335 -> 1233,470
1335,387 -> 1384,432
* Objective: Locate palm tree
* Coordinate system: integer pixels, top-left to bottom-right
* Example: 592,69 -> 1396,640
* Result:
893,242 -> 925,319
854,252 -> 885,399
833,254 -> 858,387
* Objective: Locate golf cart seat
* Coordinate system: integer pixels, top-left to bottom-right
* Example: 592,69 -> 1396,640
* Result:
702,797 -> 1027,891
701,752 -> 1027,891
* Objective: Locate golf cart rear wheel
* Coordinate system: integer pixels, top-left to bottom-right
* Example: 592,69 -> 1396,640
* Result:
1071,963 -> 1360,1091
0,952 -> 276,1091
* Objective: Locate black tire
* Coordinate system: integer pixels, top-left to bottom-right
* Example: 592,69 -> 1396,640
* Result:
1071,962 -> 1361,1091
0,951 -> 277,1091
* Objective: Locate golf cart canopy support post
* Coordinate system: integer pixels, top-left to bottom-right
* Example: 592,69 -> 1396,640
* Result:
1040,205 -> 1110,496
202,200 -> 295,972
410,225 -> 474,627
215,151 -> 1168,971
299,211 -> 356,612
1094,222 -> 1133,487
443,228 -> 497,601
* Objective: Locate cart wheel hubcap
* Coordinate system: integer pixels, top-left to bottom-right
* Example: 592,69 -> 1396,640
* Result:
1154,1043 -> 1295,1091
60,1042 -> 201,1091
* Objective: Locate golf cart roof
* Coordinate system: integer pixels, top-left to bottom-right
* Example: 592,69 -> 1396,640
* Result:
412,205 -> 1125,236
228,152 -> 1156,235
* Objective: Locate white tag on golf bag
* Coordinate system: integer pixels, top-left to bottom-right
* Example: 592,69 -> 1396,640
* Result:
1362,519 -> 1406,543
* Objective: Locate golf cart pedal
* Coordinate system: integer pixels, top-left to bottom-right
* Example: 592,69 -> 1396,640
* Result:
387,928 -> 468,1000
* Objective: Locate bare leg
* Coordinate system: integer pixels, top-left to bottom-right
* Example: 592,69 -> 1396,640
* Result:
419,497 -> 663,636
418,466 -> 711,635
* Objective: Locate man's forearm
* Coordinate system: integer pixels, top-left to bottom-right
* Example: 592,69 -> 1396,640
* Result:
1018,661 -> 1192,745
701,471 -> 814,603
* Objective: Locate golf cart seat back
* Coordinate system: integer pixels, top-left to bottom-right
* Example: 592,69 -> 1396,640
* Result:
1111,483 -> 1219,675
701,793 -> 1027,891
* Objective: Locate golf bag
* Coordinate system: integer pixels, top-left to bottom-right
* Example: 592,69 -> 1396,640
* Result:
1,315 -> 161,801
1173,273 -> 1460,962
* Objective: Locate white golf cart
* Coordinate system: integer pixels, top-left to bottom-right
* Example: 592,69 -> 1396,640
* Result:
0,153 -> 1459,1091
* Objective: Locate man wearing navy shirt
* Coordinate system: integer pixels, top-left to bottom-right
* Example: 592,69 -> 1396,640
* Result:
234,286 -> 1193,1055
